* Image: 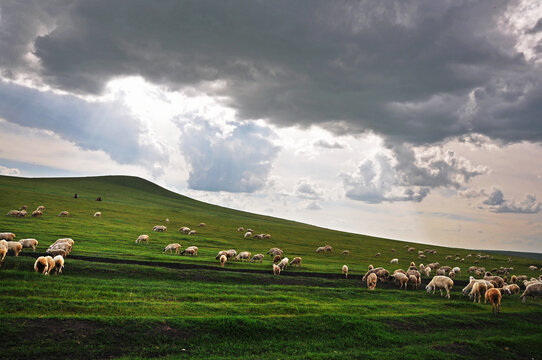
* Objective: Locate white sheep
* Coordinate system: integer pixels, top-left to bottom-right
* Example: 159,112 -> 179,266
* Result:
367,273 -> 377,290
250,254 -> 264,262
469,281 -> 487,303
19,238 -> 38,252
235,251 -> 251,261
452,266 -> 461,275
290,257 -> 302,267
244,231 -> 253,238
220,254 -> 227,267
34,256 -> 49,274
278,257 -> 289,270
426,276 -> 454,299
153,225 -> 167,232
178,226 -> 190,234
45,256 -> 56,275
181,247 -> 198,256
93,212 -> 102,217
273,263 -> 281,275
316,246 -> 325,253
521,283 -> 542,303
390,258 -> 398,264
342,265 -> 348,278
394,272 -> 408,289
188,230 -> 197,235
198,223 -> 206,227
529,265 -> 538,271
36,205 -> 45,211
6,210 -> 20,217
31,210 -> 43,217
267,248 -> 283,257
163,243 -> 181,254
0,232 -> 16,241
237,227 -> 245,232
136,234 -> 149,244
342,250 -> 350,256
0,243 -> 7,265
53,255 -> 65,275
6,241 -> 22,256
58,211 -> 69,217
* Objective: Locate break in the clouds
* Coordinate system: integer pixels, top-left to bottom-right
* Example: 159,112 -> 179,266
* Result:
1,0 -> 542,145
178,119 -> 279,193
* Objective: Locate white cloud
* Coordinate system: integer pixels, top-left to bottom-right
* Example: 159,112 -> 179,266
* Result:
0,165 -> 19,175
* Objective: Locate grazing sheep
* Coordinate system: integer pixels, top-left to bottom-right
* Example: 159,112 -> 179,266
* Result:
342,265 -> 349,278
198,223 -> 206,227
215,251 -> 227,259
53,238 -> 74,246
244,231 -> 253,238
449,270 -> 456,279
237,227 -> 245,232
469,281 -> 487,303
484,274 -> 505,288
31,210 -> 43,217
393,269 -> 406,275
188,230 -> 197,235
0,232 -> 16,241
46,249 -> 67,257
510,275 -> 517,284
341,250 -> 350,256
418,254 -> 426,259
529,265 -> 538,271
406,269 -> 421,285
273,255 -> 282,263
375,252 -> 381,257
468,266 -> 478,273
485,288 -> 502,314
273,263 -> 281,275
407,247 -> 415,252
445,255 -> 452,260
263,234 -> 272,239
267,248 -> 283,257
390,258 -> 398,264
165,218 -> 169,222
316,246 -> 325,253
419,264 -> 425,273
290,257 -> 302,267
220,254 -> 227,267
163,243 -> 181,254
53,255 -> 65,275
250,254 -> 264,262
225,249 -> 237,258
58,211 -> 69,217
368,264 -> 374,270
34,256 -> 49,274
278,257 -> 289,271
48,243 -> 72,255
521,283 -> 542,303
6,241 -> 22,256
18,238 -> 38,252
6,210 -> 20,217
181,247 -> 198,256
503,284 -> 520,295
246,228 -> 254,233
93,212 -> 101,217
425,267 -> 432,277
436,269 -> 446,276
451,267 -> 461,276
462,277 -> 494,296
394,272 -> 408,289
324,245 -> 332,253
367,273 -> 377,290
376,269 -> 390,283
408,275 -> 419,289
426,276 -> 454,299
45,256 -> 55,275
178,227 -> 190,234
235,251 -> 251,261
36,206 -> 45,211
153,225 -> 167,232
0,243 -> 7,265
20,205 -> 28,210
17,210 -> 27,217
391,248 -> 396,253
136,235 -> 149,244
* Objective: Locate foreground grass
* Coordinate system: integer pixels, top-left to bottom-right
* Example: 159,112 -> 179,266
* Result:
1,257 -> 542,360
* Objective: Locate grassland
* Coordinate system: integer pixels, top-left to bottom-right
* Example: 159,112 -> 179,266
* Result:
1,175 -> 542,359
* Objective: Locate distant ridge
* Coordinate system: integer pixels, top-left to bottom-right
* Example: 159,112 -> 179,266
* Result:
486,249 -> 542,261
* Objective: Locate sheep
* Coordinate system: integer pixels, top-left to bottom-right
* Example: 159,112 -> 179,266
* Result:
237,227 -> 245,232
462,277 -> 494,296
53,238 -> 74,246
419,264 -> 425,273
449,270 -> 456,279
246,228 -> 254,233
267,248 -> 283,257
368,264 -> 374,270
523,279 -> 541,287
391,248 -> 396,253
31,210 -> 43,217
341,250 -> 350,256
503,284 -> 520,295
53,255 -> 65,275
529,265 -> 538,271
58,211 -> 69,217
436,269 -> 446,276
163,243 -> 181,254
6,241 -> 22,256
445,255 -> 452,260
46,249 -> 67,257
406,269 -> 421,284
45,256 -> 56,275
468,266 -> 478,273
18,238 -> 38,252
367,273 -> 377,290
425,267 -> 432,277
6,210 -> 20,217
250,254 -> 264,262
484,274 -> 505,288
263,234 -> 271,239
0,232 -> 16,241
418,254 -> 426,259
407,247 -> 415,252
323,245 -> 332,253
516,275 -> 528,282
316,246 -> 325,253
273,263 -> 281,275
375,252 -> 381,257
426,276 -> 454,299
278,257 -> 289,271
181,247 -> 198,256
20,205 -> 28,210
393,269 -> 406,275
485,288 -> 502,314
521,283 -> 542,303
225,249 -> 237,258
34,256 -> 49,274
198,223 -> 206,227
469,281 -> 487,303
376,268 -> 390,283
394,272 -> 408,289
273,255 -> 282,263
220,254 -> 227,267
36,206 -> 45,211
17,210 -> 27,217
235,251 -> 251,261
390,258 -> 398,264
216,250 -> 227,259
0,243 -> 7,265
342,265 -> 348,278
136,235 -> 149,244
153,225 -> 167,232
408,275 -> 419,289
408,262 -> 417,270
253,234 -> 264,240
178,227 -> 190,234
93,212 -> 102,217
48,243 -> 72,255
290,257 -> 302,267
165,218 -> 169,222
244,231 -> 253,238
188,230 -> 197,235
510,275 -> 517,284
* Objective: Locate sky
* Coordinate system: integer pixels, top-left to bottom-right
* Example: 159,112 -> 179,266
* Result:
0,0 -> 542,252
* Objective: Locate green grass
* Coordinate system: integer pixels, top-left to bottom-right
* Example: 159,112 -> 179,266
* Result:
1,175 -> 542,359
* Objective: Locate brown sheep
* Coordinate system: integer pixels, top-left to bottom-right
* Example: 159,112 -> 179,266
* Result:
250,254 -> 264,262
45,256 -> 56,275
484,274 -> 505,288
408,275 -> 419,289
273,263 -> 280,275
503,284 -> 520,295
58,211 -> 69,217
20,205 -> 28,210
46,249 -> 67,257
323,245 -> 332,253
469,281 -> 487,303
6,241 -> 22,256
273,255 -> 282,263
34,256 -> 49,274
485,288 -> 502,314
367,273 -> 377,290
290,257 -> 302,267
16,210 -> 27,217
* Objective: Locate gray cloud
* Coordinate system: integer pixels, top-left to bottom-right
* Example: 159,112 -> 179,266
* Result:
179,120 -> 279,193
0,0 -> 540,146
526,18 -> 542,34
295,179 -> 323,200
306,201 -> 322,211
314,139 -> 346,149
460,187 -> 541,214
0,80 -> 166,167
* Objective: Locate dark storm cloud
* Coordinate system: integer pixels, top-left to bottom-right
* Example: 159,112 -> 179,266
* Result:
1,0 -> 541,145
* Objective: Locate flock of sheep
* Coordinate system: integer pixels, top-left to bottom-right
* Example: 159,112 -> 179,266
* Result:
3,203 -> 542,315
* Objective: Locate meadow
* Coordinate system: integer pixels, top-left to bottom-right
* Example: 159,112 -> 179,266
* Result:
1,175 -> 542,359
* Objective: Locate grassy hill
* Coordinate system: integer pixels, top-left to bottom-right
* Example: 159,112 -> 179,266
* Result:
1,175 -> 542,359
